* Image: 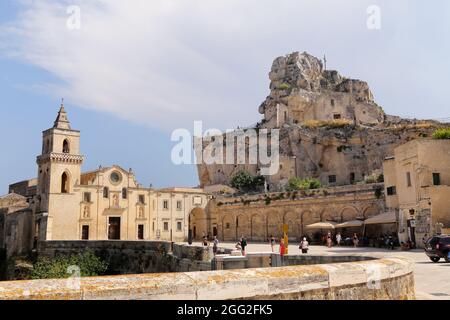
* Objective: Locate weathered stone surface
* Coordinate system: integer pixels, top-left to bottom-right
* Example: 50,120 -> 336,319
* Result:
0,257 -> 415,300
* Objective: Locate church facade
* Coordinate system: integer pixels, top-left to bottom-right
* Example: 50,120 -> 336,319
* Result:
5,104 -> 210,252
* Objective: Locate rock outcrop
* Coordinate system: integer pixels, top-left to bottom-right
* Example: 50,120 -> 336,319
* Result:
259,51 -> 384,128
197,51 -> 448,191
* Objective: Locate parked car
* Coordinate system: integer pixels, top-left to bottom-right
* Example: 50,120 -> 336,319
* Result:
424,235 -> 450,263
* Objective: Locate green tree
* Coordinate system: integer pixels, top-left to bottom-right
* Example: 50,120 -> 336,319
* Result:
286,177 -> 321,191
230,171 -> 254,191
230,171 -> 265,192
32,250 -> 108,280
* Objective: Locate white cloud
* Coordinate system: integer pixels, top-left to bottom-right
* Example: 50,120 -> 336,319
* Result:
1,0 -> 450,131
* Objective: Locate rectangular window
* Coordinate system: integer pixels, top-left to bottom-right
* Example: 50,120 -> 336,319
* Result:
331,99 -> 335,107
83,192 -> 91,203
328,175 -> 337,184
406,172 -> 412,187
122,188 -> 127,199
177,201 -> 182,211
226,223 -> 230,229
138,225 -> 144,240
138,195 -> 145,204
163,200 -> 169,210
81,225 -> 89,240
177,222 -> 182,231
152,221 -> 155,231
164,222 -> 169,231
333,114 -> 341,120
387,186 -> 397,196
433,173 -> 441,186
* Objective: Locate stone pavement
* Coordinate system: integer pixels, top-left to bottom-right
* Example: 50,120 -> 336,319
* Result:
203,242 -> 450,300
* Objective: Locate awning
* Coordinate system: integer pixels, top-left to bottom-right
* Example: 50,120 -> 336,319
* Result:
306,222 -> 337,230
364,212 -> 397,225
336,220 -> 364,228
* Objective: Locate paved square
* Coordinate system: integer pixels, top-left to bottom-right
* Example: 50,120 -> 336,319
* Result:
207,242 -> 450,300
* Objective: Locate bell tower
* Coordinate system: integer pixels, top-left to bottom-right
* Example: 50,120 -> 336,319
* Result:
36,101 -> 84,240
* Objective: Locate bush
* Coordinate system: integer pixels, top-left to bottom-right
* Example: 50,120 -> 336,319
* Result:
278,82 -> 291,90
230,171 -> 254,191
32,250 -> 108,280
230,171 -> 265,192
286,177 -> 322,191
432,128 -> 450,139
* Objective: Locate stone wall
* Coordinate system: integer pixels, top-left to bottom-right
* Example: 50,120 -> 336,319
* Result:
0,257 -> 415,300
210,184 -> 385,242
37,241 -> 216,274
213,252 -> 376,271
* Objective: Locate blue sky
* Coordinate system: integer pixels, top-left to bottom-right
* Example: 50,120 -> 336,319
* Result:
0,0 -> 449,194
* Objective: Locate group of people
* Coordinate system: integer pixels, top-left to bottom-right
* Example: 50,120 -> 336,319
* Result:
269,235 -> 310,256
375,234 -> 397,250
269,235 -> 289,256
202,235 -> 220,255
199,231 -> 419,257
322,232 -> 360,248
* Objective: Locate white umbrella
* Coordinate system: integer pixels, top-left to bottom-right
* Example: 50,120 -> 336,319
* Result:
336,220 -> 364,228
306,221 -> 337,230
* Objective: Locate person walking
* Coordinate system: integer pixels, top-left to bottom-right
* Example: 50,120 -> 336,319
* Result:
388,235 -> 395,250
269,235 -> 276,253
280,239 -> 286,257
213,236 -> 219,255
299,237 -> 309,254
241,236 -> 248,256
352,233 -> 359,248
336,233 -> 342,247
326,232 -> 332,248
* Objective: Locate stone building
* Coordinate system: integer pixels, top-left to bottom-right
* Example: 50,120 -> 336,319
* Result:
206,184 -> 385,243
2,105 -> 209,256
0,193 -> 33,257
383,139 -> 450,247
260,52 -> 384,128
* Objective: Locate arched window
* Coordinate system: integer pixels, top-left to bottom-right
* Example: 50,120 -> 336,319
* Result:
103,187 -> 109,199
122,188 -> 127,199
63,139 -> 70,153
61,172 -> 69,194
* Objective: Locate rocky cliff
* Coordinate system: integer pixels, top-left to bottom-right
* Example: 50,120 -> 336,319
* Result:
197,51 -> 447,191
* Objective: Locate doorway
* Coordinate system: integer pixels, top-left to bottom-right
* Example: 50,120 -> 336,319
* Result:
108,217 -> 121,240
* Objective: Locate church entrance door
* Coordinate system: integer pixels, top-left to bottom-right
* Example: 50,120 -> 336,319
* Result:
108,217 -> 121,240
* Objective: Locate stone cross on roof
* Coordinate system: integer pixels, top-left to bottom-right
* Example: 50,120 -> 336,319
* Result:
53,99 -> 71,130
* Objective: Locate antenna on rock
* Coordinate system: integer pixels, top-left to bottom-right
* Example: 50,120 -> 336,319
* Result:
323,54 -> 327,71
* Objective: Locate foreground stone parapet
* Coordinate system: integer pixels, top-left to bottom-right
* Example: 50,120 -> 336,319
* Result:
0,257 -> 414,300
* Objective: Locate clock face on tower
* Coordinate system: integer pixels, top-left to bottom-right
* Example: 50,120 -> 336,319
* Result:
110,171 -> 122,184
